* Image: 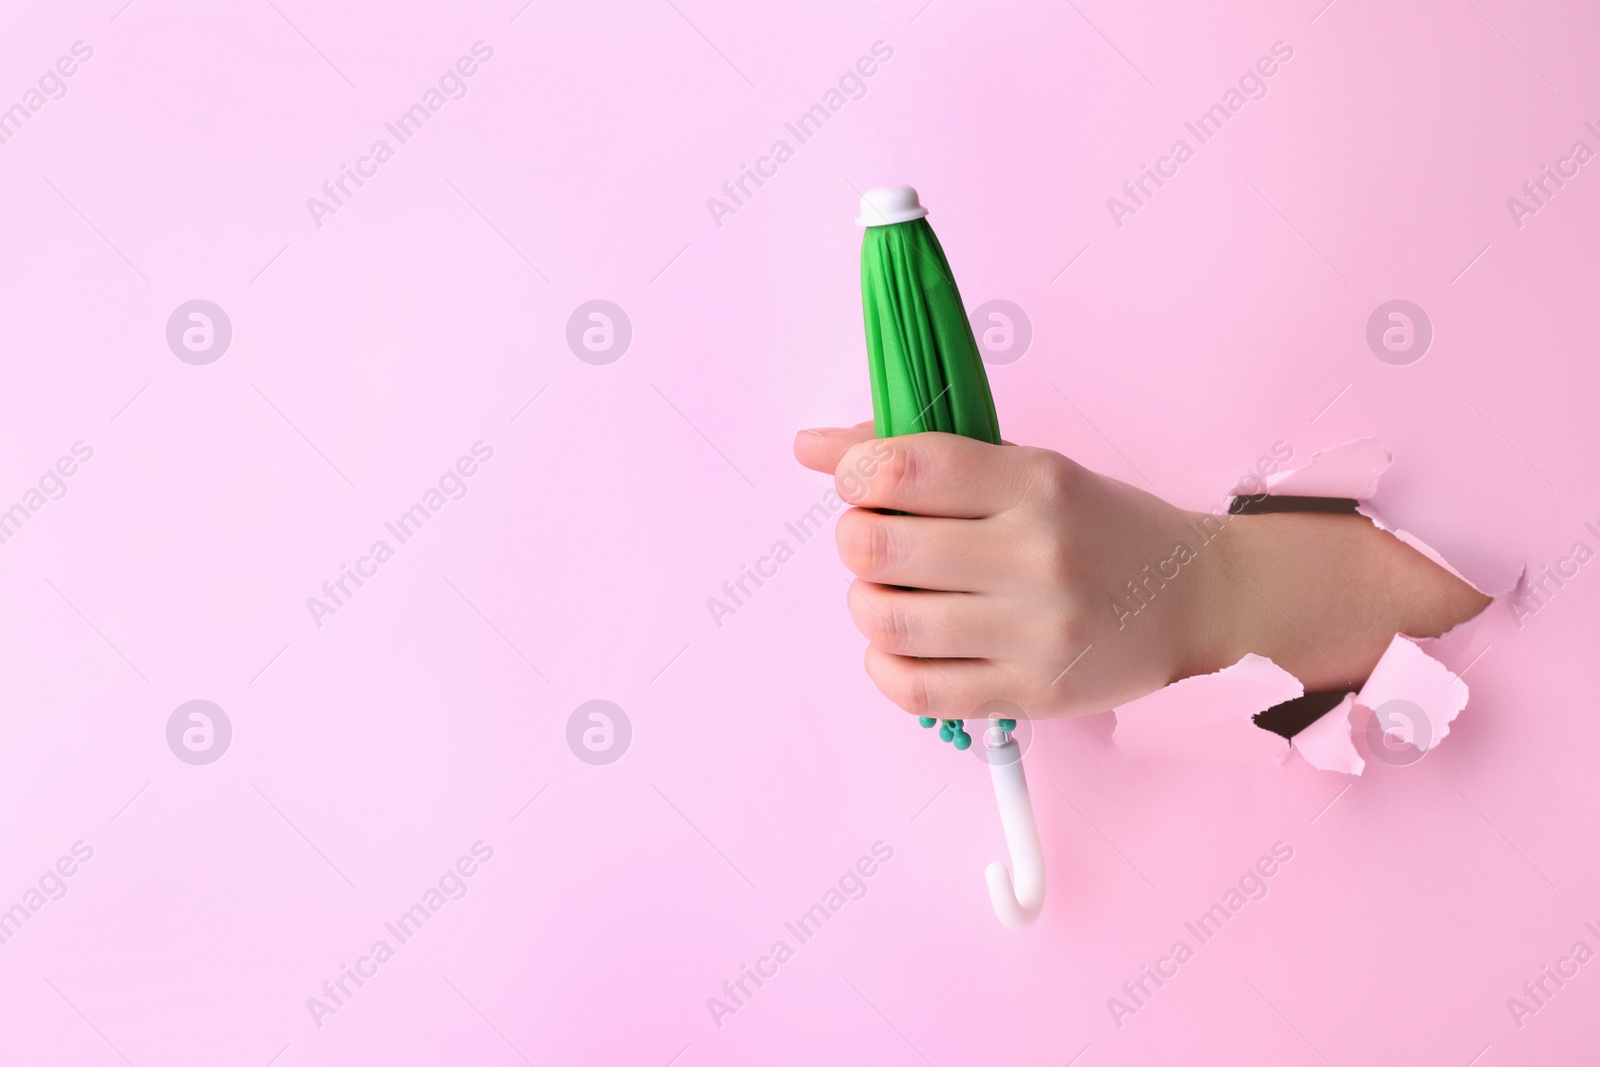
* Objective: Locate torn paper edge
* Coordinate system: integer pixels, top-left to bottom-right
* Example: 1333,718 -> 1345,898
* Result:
1119,437 -> 1510,775
1112,653 -> 1301,763
1288,693 -> 1364,775
1235,437 -> 1392,500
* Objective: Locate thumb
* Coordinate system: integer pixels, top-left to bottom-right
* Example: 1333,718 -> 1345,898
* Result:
793,420 -> 874,475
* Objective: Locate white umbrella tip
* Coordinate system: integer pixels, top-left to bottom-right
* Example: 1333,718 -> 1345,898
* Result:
855,185 -> 928,227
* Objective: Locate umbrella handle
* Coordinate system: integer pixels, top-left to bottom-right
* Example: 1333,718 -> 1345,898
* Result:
983,731 -> 1045,929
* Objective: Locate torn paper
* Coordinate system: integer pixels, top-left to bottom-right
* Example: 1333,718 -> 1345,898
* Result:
1290,693 -> 1364,775
1114,654 -> 1298,764
1289,635 -> 1470,774
1234,437 -> 1391,500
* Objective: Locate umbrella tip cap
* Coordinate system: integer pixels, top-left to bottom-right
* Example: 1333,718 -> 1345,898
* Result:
855,185 -> 928,227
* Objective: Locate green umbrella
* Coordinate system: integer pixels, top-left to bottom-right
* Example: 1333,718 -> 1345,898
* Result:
855,185 -> 1044,929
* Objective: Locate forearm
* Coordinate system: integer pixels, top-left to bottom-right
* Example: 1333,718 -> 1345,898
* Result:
1186,511 -> 1491,692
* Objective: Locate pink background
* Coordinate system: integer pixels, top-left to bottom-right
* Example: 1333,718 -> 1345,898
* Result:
2,0 -> 1598,1063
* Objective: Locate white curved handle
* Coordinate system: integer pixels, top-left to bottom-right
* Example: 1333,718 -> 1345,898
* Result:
984,733 -> 1045,929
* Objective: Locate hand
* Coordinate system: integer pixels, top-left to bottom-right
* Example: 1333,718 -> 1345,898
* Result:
794,423 -> 1490,721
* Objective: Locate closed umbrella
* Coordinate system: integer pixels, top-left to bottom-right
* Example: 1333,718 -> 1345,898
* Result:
856,185 -> 1045,929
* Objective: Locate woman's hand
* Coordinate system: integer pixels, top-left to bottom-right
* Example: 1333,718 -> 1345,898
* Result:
794,423 -> 1490,721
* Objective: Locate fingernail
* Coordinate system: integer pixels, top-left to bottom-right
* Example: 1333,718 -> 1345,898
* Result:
801,427 -> 845,436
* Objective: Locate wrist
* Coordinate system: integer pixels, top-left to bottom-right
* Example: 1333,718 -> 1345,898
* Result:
1170,507 -> 1262,684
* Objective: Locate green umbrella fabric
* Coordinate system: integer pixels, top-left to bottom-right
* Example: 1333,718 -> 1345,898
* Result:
860,215 -> 1001,445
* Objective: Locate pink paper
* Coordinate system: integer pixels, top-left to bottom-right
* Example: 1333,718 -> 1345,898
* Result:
4,3 -> 1598,1064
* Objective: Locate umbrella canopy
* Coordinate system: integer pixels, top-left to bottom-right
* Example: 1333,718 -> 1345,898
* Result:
859,194 -> 1001,445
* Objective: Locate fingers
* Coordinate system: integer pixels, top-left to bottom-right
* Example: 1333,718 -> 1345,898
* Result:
847,581 -> 1007,659
863,646 -> 1012,719
835,433 -> 1045,518
793,421 -> 874,475
835,509 -> 1009,592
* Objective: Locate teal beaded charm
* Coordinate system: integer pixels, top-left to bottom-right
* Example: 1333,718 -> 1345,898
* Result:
924,714 -> 1014,752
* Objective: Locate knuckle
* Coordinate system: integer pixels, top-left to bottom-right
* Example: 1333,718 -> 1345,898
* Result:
1022,525 -> 1073,586
849,585 -> 900,650
865,520 -> 897,575
1043,538 -> 1076,587
866,648 -> 934,716
838,512 -> 895,578
895,670 -> 934,717
874,440 -> 920,500
835,443 -> 876,503
875,599 -> 913,653
1026,448 -> 1077,503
